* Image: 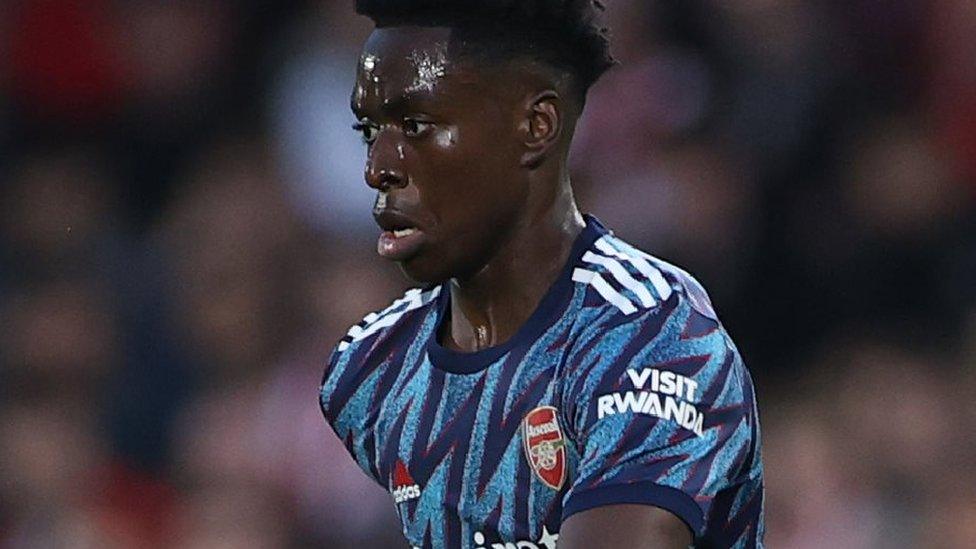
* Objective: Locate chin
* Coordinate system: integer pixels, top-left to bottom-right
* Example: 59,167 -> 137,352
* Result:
396,253 -> 453,286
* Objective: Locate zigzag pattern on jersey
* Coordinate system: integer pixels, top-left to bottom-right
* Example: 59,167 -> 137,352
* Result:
386,303 -> 583,546
323,289 -> 584,547
556,278 -> 762,547
321,287 -> 442,483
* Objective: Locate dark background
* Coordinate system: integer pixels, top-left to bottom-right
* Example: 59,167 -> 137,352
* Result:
1,1 -> 974,547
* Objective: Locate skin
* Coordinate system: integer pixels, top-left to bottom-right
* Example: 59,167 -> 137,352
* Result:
559,506 -> 693,549
351,25 -> 691,548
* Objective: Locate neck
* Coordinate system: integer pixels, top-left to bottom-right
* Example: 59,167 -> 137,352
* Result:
444,181 -> 584,352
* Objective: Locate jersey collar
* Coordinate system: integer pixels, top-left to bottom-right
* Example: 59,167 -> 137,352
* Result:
427,215 -> 607,374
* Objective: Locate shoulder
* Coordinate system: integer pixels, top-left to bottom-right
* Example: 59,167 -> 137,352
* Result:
322,285 -> 441,386
563,232 -> 748,421
334,285 -> 442,354
571,231 -> 719,327
320,284 -> 442,422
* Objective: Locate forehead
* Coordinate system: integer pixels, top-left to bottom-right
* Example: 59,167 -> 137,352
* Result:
358,26 -> 455,87
351,26 -> 532,116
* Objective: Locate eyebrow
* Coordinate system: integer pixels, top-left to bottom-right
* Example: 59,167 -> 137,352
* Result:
351,89 -> 435,118
383,90 -> 426,112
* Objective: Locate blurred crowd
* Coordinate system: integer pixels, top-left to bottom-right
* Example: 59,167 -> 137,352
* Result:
0,1 -> 974,547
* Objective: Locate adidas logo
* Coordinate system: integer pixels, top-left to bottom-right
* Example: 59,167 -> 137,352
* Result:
391,460 -> 421,504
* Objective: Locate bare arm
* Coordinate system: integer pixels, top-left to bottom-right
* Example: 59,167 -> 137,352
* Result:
558,505 -> 692,549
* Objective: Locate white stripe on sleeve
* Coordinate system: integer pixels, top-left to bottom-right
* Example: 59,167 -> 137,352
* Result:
593,238 -> 673,302
582,251 -> 657,308
572,268 -> 638,315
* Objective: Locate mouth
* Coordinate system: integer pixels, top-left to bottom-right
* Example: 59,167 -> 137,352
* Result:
390,227 -> 418,238
373,210 -> 427,261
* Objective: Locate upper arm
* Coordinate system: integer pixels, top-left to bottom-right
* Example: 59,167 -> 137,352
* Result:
559,505 -> 692,549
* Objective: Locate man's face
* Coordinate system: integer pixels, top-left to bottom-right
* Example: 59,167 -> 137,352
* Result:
351,26 -> 529,284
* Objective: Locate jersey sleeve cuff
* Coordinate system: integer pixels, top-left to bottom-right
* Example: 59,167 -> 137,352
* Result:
562,482 -> 704,537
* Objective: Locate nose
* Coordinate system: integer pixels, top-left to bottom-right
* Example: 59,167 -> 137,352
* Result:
365,130 -> 406,191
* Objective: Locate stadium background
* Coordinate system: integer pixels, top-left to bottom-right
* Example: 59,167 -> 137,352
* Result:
1,1 -> 974,547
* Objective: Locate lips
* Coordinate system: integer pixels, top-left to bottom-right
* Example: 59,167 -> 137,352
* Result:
373,209 -> 427,261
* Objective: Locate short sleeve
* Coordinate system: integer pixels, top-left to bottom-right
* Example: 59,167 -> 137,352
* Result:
559,293 -> 760,538
318,346 -> 341,420
318,342 -> 387,488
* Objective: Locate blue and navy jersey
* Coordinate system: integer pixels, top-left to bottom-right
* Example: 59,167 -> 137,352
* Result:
320,216 -> 764,548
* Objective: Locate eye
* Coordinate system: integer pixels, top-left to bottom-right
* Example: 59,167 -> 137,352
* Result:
352,120 -> 379,145
403,118 -> 433,138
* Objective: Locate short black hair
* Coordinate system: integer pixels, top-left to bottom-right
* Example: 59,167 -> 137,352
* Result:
355,0 -> 615,102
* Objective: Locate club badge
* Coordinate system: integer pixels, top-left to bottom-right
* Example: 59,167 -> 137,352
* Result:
522,406 -> 567,490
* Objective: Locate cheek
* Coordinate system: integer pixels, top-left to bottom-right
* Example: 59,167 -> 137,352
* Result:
409,126 -> 518,220
433,127 -> 457,149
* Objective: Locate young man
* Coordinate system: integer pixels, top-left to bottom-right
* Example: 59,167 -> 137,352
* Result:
319,1 -> 764,547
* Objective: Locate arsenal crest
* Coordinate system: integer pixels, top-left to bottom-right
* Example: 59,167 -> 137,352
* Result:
522,406 -> 567,490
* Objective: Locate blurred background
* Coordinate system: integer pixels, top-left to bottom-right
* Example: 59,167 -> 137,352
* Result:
0,0 -> 974,547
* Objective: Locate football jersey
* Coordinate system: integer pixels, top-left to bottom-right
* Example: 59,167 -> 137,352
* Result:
319,215 -> 764,548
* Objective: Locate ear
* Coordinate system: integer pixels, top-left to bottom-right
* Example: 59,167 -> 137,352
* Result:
519,90 -> 563,168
